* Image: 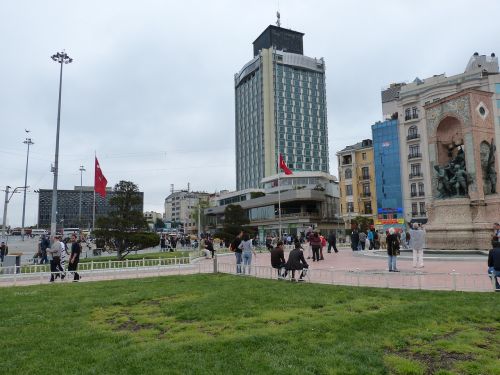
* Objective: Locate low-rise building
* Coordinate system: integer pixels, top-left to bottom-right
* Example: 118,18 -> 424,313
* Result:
164,191 -> 210,234
205,171 -> 343,242
38,186 -> 144,229
337,140 -> 377,230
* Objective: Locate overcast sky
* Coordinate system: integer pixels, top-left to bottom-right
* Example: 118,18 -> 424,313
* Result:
1,0 -> 499,227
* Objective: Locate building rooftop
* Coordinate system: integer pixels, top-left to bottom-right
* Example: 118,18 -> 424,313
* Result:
337,139 -> 373,154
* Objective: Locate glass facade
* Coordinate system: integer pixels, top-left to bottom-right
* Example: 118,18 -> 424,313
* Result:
275,62 -> 329,174
235,50 -> 329,190
372,119 -> 403,223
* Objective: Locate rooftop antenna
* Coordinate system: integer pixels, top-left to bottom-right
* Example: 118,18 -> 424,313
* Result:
276,11 -> 281,27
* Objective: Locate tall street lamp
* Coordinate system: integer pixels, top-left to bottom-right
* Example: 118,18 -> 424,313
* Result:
50,51 -> 73,240
21,137 -> 34,240
79,165 -> 86,224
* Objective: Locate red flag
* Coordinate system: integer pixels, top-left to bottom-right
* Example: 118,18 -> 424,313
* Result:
279,154 -> 293,175
94,157 -> 108,198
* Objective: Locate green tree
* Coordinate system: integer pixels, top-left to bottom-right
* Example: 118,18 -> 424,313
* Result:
154,218 -> 165,230
94,181 -> 158,259
215,204 -> 251,242
191,200 -> 210,234
351,216 -> 373,232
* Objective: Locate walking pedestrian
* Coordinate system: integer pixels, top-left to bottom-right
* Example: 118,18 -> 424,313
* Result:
205,238 -> 215,258
387,228 -> 400,272
47,236 -> 62,282
68,234 -> 82,281
327,232 -> 338,253
40,235 -> 50,264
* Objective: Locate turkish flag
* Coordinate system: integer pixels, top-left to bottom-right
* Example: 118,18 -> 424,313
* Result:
279,154 -> 293,175
94,157 -> 108,198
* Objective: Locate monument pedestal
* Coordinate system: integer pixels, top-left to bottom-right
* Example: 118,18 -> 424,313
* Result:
425,196 -> 500,250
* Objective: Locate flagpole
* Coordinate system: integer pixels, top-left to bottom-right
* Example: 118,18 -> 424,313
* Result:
273,50 -> 283,241
92,152 -> 96,232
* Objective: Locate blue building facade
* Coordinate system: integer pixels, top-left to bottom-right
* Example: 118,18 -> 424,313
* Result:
371,119 -> 404,230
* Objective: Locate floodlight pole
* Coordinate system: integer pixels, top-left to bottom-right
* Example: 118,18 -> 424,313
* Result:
78,165 -> 86,223
49,51 -> 72,240
21,137 -> 34,240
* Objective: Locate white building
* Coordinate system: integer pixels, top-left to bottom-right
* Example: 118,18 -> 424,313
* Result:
164,191 -> 210,234
381,52 -> 500,223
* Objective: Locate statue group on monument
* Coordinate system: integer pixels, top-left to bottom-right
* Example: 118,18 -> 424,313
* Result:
434,146 -> 470,198
434,140 -> 497,198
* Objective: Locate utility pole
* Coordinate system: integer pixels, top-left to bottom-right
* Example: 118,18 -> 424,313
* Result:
78,165 -> 86,223
2,186 -> 24,242
21,137 -> 34,240
49,51 -> 73,240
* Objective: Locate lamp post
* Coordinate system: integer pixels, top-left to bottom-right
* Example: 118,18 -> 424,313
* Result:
21,137 -> 34,240
49,51 -> 73,240
78,165 -> 86,224
2,186 -> 24,242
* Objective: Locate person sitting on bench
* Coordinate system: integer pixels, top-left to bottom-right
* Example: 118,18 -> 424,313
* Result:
284,241 -> 309,282
270,241 -> 286,278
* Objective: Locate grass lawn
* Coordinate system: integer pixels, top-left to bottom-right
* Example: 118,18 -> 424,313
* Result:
0,274 -> 498,375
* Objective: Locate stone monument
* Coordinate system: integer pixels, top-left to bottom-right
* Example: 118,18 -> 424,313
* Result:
424,89 -> 500,250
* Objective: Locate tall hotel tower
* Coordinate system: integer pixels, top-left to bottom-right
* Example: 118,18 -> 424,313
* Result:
235,25 -> 329,190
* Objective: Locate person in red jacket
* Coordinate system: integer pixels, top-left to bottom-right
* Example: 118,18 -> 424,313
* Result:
309,232 -> 322,262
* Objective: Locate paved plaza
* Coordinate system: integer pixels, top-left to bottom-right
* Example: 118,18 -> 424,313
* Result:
1,241 -> 495,291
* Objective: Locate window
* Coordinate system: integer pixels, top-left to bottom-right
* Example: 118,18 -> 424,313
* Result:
346,185 -> 353,196
361,166 -> 369,179
418,183 -> 425,196
412,203 -> 418,215
364,202 -> 372,214
419,202 -> 426,215
344,168 -> 352,179
347,202 -> 354,213
408,126 -> 418,139
362,152 -> 367,160
412,106 -> 418,119
411,163 -> 421,176
409,145 -> 420,158
363,183 -> 370,196
405,108 -> 411,121
410,183 -> 417,196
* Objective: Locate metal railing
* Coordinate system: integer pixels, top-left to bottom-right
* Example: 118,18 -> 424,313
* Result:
2,254 -> 497,292
215,262 -> 497,292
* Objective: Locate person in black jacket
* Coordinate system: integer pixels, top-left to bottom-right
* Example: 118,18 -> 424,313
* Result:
488,240 -> 500,291
386,228 -> 400,272
328,232 -> 338,253
284,242 -> 309,281
230,231 -> 243,274
270,241 -> 286,278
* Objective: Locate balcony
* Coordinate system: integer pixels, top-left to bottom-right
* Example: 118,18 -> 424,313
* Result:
405,114 -> 419,122
418,191 -> 425,197
410,192 -> 417,197
360,174 -> 370,181
408,153 -> 422,160
361,192 -> 371,198
409,172 -> 423,179
412,211 -> 426,217
406,133 -> 420,141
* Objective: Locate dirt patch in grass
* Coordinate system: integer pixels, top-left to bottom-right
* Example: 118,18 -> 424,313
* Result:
116,318 -> 156,332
